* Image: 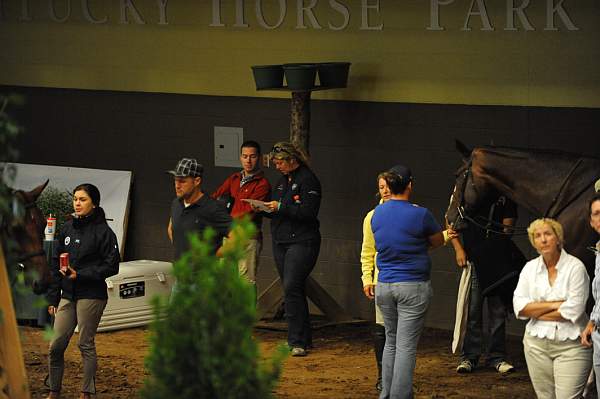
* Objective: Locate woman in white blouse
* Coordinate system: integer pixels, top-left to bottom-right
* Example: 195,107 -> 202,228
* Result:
513,218 -> 591,399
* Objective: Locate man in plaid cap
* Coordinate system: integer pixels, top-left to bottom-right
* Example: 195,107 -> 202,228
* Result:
167,158 -> 231,259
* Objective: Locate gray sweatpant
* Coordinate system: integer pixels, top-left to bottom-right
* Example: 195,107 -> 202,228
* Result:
48,298 -> 107,394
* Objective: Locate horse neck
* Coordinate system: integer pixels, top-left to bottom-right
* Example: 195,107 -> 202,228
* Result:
473,149 -> 577,216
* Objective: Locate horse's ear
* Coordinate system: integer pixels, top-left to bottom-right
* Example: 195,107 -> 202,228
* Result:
28,179 -> 49,202
455,140 -> 472,159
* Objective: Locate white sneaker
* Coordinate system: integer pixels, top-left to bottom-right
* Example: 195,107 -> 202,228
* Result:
495,361 -> 515,374
456,359 -> 474,373
291,347 -> 307,357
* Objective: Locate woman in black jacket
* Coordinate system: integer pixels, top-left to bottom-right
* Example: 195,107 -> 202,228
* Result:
45,183 -> 120,399
261,141 -> 321,357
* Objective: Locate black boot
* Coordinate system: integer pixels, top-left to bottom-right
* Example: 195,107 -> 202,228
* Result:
373,323 -> 386,392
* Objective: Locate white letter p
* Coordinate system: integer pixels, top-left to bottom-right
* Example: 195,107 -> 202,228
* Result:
428,0 -> 455,31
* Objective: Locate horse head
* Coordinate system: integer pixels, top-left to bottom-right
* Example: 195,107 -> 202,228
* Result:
8,180 -> 51,294
446,143 -> 600,276
445,141 -> 496,231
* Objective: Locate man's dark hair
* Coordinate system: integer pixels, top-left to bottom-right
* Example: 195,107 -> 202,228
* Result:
240,140 -> 261,154
589,193 -> 600,216
378,171 -> 411,195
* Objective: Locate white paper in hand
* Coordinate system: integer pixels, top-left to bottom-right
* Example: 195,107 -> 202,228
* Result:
242,199 -> 273,213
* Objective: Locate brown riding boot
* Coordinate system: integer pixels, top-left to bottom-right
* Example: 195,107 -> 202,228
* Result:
46,392 -> 60,399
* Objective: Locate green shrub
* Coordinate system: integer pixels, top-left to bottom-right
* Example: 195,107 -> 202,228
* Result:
37,185 -> 72,233
141,218 -> 287,399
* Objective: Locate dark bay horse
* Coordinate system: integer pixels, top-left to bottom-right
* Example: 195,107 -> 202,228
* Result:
1,180 -> 51,294
446,142 -> 600,274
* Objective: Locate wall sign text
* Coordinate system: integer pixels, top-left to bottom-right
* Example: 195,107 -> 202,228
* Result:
0,0 -> 579,32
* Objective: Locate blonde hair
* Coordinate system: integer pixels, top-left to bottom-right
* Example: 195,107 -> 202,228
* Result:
270,141 -> 309,165
527,218 -> 564,250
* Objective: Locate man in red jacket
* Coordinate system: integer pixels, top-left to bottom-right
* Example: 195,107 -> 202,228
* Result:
212,140 -> 271,297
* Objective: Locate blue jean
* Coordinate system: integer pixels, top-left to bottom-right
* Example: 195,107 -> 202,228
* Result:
273,239 -> 321,349
461,270 -> 507,367
376,280 -> 432,399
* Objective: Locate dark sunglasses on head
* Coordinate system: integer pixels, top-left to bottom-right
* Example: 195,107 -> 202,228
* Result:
271,145 -> 288,153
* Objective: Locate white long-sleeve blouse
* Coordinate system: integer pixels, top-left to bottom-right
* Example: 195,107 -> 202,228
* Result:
513,249 -> 589,341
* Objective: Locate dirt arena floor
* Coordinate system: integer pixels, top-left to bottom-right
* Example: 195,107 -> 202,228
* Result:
21,322 -> 535,398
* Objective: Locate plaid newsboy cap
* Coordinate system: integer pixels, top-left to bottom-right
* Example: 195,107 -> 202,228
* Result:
167,158 -> 203,178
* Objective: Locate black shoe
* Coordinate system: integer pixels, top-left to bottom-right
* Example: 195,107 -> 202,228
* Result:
373,324 -> 385,392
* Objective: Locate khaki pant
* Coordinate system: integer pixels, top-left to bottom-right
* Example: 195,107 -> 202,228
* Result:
48,298 -> 107,394
238,238 -> 261,285
523,333 -> 592,399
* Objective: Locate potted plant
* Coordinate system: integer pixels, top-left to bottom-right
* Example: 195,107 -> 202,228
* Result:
251,65 -> 284,90
283,63 -> 318,91
317,62 -> 351,88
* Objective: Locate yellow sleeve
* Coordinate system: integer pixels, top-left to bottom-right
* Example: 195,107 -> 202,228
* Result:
360,210 -> 377,287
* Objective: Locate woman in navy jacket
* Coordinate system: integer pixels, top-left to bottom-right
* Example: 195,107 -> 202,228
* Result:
46,183 -> 119,399
260,141 -> 321,357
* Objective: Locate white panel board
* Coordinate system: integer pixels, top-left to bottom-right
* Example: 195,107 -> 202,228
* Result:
214,126 -> 243,168
4,163 -> 132,255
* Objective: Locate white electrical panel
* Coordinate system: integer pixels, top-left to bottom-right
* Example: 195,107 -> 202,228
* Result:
214,126 -> 243,168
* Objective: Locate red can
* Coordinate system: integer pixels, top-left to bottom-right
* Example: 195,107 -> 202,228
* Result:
60,253 -> 69,273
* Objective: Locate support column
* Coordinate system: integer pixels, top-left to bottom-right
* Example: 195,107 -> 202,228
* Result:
255,65 -> 352,324
290,91 -> 311,156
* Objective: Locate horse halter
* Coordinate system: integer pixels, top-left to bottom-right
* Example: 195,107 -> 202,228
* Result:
453,161 -> 474,228
454,161 -> 526,237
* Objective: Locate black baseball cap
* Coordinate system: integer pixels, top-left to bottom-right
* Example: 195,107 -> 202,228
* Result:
388,164 -> 413,183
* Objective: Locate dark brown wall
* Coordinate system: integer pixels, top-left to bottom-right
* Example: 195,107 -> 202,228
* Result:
9,86 -> 600,331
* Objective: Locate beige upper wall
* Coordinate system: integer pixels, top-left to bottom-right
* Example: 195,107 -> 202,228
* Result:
1,0 -> 599,107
